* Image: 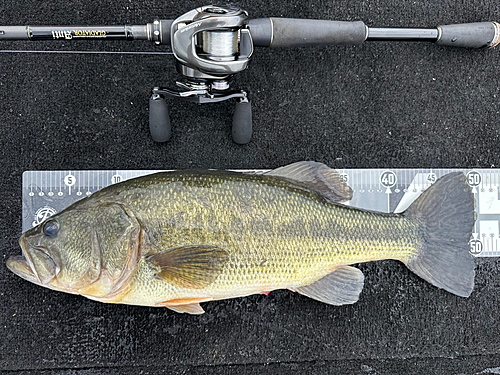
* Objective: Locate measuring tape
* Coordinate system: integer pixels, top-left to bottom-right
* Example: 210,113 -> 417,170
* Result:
22,169 -> 498,257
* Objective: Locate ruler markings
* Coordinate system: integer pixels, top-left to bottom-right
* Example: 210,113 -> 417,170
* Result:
21,169 -> 500,257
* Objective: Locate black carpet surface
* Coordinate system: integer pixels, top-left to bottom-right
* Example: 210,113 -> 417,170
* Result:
1,1 -> 500,374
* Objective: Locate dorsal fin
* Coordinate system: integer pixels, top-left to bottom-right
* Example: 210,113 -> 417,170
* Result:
265,161 -> 353,203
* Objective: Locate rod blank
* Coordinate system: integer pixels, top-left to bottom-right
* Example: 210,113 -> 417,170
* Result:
0,25 -> 149,41
367,28 -> 439,42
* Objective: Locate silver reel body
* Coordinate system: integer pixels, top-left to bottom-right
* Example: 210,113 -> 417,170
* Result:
149,5 -> 254,144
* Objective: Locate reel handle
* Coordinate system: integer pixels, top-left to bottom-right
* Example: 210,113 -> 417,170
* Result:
232,100 -> 252,144
149,94 -> 171,142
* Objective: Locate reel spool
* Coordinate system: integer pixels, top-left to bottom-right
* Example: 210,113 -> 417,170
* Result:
149,5 -> 254,144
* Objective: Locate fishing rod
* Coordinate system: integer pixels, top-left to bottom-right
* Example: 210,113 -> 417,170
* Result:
1,5 -> 499,144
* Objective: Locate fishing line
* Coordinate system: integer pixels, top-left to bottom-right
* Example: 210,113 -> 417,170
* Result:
0,49 -> 173,55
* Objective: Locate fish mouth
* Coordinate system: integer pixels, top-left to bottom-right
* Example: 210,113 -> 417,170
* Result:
6,254 -> 39,285
6,236 -> 54,285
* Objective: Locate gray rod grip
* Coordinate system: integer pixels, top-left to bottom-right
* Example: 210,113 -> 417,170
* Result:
268,18 -> 367,47
160,20 -> 173,45
0,26 -> 29,40
437,22 -> 500,48
248,19 -> 273,47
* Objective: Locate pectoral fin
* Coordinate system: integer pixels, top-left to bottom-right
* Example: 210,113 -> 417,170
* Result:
292,266 -> 365,305
265,161 -> 353,203
146,245 -> 228,289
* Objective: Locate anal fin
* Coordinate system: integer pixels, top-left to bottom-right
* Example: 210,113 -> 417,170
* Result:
291,266 -> 365,306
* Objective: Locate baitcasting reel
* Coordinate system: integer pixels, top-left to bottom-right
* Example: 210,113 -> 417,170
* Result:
1,5 -> 499,143
149,5 -> 254,144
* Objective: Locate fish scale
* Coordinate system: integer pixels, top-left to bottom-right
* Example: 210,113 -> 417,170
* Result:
110,171 -> 420,305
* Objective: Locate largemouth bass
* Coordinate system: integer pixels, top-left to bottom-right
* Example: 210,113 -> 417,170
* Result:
7,162 -> 476,314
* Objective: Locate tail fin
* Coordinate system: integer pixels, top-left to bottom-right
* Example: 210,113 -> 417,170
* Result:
403,172 -> 476,297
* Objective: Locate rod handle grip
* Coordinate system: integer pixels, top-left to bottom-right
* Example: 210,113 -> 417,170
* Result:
159,20 -> 173,45
249,18 -> 367,48
437,22 -> 500,48
0,26 -> 28,40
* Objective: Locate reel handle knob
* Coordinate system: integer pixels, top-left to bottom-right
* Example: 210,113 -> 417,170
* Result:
149,94 -> 171,142
232,99 -> 252,144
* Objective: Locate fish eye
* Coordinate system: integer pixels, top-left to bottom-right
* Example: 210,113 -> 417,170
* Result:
42,220 -> 59,237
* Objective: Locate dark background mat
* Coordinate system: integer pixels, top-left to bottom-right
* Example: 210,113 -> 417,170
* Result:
1,1 -> 500,374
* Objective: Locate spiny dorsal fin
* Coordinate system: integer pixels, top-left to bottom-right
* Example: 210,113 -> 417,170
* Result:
146,245 -> 228,289
265,161 -> 353,203
291,265 -> 365,305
